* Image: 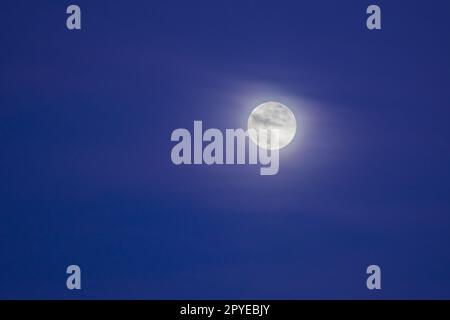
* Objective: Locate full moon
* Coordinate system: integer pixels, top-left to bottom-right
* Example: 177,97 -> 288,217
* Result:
248,101 -> 297,150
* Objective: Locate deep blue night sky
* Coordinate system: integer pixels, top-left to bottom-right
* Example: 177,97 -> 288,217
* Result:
1,0 -> 450,299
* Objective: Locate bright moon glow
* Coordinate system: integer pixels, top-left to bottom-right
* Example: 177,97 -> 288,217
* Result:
248,101 -> 297,150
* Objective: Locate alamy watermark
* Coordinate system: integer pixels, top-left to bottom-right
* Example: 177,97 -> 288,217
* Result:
170,121 -> 280,175
66,265 -> 81,290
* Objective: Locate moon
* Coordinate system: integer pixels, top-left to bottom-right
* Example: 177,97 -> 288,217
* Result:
247,101 -> 297,150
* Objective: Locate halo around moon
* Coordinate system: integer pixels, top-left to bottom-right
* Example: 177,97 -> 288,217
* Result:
247,101 -> 297,150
